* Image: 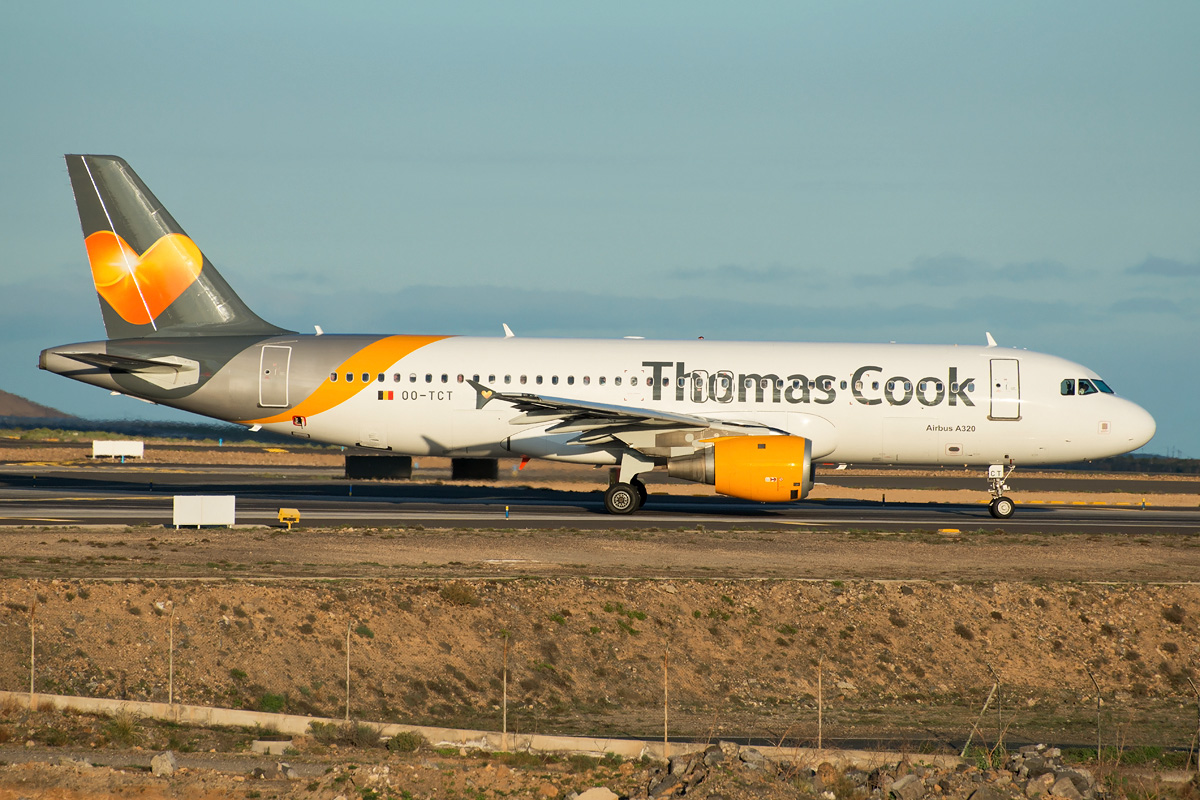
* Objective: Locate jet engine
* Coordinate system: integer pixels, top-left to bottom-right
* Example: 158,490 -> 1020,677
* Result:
667,435 -> 813,502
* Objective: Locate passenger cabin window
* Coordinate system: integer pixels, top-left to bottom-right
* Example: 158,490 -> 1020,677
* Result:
425,374 -> 432,383
551,376 -> 559,385
393,373 -> 401,382
520,375 -> 527,384
583,376 -> 591,385
330,372 -> 338,382
361,373 -> 369,383
615,377 -> 622,386
504,375 -> 511,384
631,377 -> 638,386
345,373 -> 354,382
599,376 -> 606,385
441,374 -> 448,383
377,374 -> 385,383
536,375 -> 543,385
1061,379 -> 1075,396
457,374 -> 464,383
488,375 -> 495,383
409,374 -> 417,383
567,376 -> 574,385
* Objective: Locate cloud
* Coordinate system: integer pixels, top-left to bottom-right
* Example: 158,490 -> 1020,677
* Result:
857,255 -> 1071,288
257,282 -> 1091,344
666,263 -> 812,284
1127,256 -> 1200,278
1108,297 -> 1184,315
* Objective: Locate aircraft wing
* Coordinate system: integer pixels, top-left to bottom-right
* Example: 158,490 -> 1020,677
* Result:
467,380 -> 780,454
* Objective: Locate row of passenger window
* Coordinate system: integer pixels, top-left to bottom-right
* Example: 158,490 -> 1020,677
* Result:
1061,378 -> 1114,396
329,371 -> 975,394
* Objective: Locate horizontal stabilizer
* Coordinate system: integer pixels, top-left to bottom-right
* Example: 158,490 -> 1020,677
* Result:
55,351 -> 200,389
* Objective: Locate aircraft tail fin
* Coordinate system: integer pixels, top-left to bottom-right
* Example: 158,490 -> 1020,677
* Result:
65,154 -> 289,339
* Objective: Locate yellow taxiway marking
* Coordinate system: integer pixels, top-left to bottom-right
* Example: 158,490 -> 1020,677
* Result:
0,496 -> 158,503
0,517 -> 74,522
937,529 -> 961,533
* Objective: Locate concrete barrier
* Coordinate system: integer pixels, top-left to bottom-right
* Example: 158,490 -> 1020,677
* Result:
0,690 -> 961,770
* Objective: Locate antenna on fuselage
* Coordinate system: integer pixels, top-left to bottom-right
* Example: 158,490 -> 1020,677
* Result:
985,332 -> 998,347
502,324 -> 515,338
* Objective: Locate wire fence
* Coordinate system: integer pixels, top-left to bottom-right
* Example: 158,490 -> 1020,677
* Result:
3,577 -> 1199,765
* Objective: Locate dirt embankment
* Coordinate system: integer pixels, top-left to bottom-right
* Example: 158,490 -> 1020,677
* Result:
2,578 -> 1197,748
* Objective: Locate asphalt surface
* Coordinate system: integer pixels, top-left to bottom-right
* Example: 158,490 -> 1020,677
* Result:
0,464 -> 1196,534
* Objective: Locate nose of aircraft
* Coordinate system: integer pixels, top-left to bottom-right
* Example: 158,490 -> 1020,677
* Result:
1119,399 -> 1156,451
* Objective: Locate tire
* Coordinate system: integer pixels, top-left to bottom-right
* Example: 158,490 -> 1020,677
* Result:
990,496 -> 1015,519
631,478 -> 648,507
604,483 -> 641,515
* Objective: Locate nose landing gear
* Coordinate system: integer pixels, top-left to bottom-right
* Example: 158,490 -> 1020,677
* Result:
988,464 -> 1016,519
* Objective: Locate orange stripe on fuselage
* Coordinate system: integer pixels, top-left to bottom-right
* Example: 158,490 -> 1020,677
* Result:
244,334 -> 449,424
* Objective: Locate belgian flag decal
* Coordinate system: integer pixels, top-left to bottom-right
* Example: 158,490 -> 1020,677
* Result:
378,391 -> 394,400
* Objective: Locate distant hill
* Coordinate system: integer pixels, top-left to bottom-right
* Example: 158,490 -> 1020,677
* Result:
0,390 -> 74,419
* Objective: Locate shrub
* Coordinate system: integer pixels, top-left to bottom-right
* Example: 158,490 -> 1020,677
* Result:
309,721 -> 339,744
387,731 -> 426,753
1163,604 -> 1186,625
259,693 -> 287,713
103,711 -> 142,746
439,582 -> 479,607
953,623 -> 974,641
343,722 -> 381,748
354,623 -> 375,639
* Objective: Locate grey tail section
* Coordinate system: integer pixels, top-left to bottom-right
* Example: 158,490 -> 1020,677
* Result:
65,154 -> 291,339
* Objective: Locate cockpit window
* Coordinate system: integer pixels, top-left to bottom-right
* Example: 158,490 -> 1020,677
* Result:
1094,379 -> 1114,394
1060,379 -> 1075,396
1078,378 -> 1098,396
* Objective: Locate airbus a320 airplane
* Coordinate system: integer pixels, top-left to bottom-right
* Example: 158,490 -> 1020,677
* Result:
40,155 -> 1156,517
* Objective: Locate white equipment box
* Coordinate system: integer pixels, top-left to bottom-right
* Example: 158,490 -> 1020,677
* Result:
172,495 -> 236,528
92,440 -> 144,459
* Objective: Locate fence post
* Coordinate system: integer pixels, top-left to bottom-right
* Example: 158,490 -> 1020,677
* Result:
817,655 -> 823,750
502,631 -> 509,751
961,682 -> 998,759
29,595 -> 37,708
1087,667 -> 1101,763
168,604 -> 175,706
663,649 -> 669,761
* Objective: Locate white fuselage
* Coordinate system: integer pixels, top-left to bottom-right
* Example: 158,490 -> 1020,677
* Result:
260,337 -> 1156,466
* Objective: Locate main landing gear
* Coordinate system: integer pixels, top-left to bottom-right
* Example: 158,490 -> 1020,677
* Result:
604,477 -> 648,515
988,464 -> 1016,519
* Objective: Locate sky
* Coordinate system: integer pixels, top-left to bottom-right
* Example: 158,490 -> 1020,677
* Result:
1,1 -> 1197,456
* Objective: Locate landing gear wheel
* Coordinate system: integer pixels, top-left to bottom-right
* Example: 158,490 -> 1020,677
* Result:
605,483 -> 642,515
989,496 -> 1015,519
631,478 -> 648,508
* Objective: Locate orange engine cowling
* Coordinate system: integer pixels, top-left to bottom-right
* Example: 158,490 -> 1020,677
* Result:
667,436 -> 813,503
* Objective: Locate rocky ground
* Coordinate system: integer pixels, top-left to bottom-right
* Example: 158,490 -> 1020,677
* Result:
1,576 -> 1198,751
0,717 -> 1193,799
1,441 -> 1198,796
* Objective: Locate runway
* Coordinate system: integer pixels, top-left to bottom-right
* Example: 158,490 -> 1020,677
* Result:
0,464 -> 1197,535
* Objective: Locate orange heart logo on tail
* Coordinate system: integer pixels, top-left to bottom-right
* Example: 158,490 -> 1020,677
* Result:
84,231 -> 204,325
